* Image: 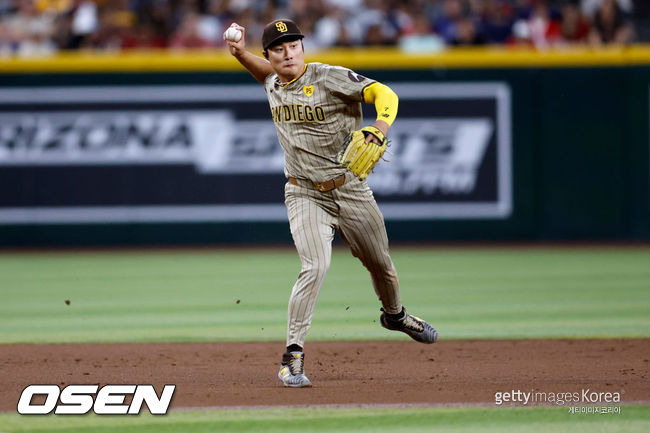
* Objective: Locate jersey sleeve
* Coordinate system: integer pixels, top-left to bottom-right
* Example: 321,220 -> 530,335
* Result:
323,65 -> 376,103
263,73 -> 274,93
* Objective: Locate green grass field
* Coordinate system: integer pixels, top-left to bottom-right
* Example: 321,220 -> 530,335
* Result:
1,247 -> 649,343
0,405 -> 648,433
1,246 -> 649,433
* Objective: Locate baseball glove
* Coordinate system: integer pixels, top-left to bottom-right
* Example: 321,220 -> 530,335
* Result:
337,126 -> 388,179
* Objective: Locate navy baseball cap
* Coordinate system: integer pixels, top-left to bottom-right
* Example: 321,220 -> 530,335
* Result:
262,19 -> 304,50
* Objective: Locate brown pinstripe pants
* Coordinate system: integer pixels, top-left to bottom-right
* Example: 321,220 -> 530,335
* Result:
284,172 -> 402,348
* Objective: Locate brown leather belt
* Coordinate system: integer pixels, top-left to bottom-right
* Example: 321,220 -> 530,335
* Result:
288,174 -> 346,192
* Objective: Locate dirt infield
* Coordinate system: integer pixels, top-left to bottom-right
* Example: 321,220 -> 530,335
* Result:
2,339 -> 648,411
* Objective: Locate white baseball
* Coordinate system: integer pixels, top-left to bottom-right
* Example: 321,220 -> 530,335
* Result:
224,26 -> 242,43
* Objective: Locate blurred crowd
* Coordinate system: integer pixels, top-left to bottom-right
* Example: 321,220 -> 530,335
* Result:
0,0 -> 640,57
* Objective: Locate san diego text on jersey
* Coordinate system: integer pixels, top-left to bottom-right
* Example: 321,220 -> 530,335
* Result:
270,104 -> 326,123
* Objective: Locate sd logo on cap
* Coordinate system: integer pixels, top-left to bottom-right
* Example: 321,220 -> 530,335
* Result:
262,19 -> 304,50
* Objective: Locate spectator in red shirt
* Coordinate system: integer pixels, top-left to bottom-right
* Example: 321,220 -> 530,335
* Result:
560,1 -> 590,44
527,0 -> 562,49
121,20 -> 167,49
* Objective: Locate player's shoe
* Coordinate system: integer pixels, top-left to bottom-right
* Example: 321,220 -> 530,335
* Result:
380,307 -> 438,344
278,351 -> 312,388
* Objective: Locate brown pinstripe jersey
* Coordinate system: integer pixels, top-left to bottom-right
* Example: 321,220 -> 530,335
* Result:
264,62 -> 375,182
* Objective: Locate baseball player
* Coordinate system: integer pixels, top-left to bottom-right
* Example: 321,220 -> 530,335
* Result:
224,19 -> 438,388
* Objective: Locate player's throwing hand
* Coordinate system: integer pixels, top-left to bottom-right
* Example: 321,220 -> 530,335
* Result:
223,23 -> 246,56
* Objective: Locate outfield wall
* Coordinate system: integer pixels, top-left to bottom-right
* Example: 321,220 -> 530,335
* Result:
0,47 -> 648,245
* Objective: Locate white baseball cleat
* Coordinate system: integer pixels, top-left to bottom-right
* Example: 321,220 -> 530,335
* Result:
278,351 -> 312,387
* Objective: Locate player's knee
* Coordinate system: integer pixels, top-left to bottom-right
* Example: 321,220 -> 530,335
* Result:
301,260 -> 330,282
361,255 -> 394,274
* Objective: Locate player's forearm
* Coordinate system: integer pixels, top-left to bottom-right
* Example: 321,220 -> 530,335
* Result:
363,83 -> 399,130
234,51 -> 274,84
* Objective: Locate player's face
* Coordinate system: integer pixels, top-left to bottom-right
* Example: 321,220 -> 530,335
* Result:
267,40 -> 305,82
